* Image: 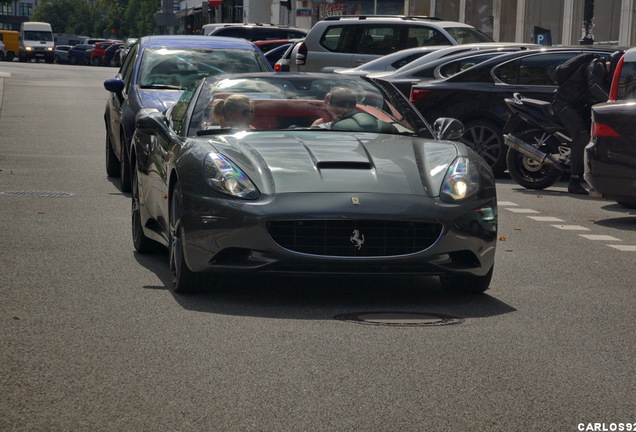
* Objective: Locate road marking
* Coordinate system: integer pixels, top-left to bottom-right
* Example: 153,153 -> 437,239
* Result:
579,234 -> 621,241
608,245 -> 636,251
551,224 -> 590,231
506,208 -> 540,213
500,201 -> 636,251
528,216 -> 563,222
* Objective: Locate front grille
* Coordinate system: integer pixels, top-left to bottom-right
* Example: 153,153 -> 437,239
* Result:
267,220 -> 442,257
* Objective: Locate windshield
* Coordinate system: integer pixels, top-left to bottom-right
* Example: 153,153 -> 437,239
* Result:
24,31 -> 53,41
186,75 -> 430,137
139,48 -> 270,90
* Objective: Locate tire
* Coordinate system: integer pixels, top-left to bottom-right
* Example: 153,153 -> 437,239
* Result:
69,55 -> 77,65
460,120 -> 507,176
440,266 -> 493,295
169,182 -> 207,293
119,132 -> 132,193
54,54 -> 60,63
91,57 -> 100,66
0,52 -> 4,61
505,129 -> 562,190
105,131 -> 120,178
132,164 -> 160,253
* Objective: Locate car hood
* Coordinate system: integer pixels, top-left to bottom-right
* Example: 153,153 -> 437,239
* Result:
190,131 -> 461,197
137,88 -> 183,111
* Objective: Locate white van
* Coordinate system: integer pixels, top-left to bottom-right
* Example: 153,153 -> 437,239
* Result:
19,21 -> 54,63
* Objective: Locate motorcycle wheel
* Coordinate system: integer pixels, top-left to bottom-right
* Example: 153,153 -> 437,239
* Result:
506,129 -> 563,190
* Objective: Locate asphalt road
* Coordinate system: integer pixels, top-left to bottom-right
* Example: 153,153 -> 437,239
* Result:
1,62 -> 636,432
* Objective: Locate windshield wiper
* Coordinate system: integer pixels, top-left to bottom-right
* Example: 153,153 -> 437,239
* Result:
140,84 -> 183,90
197,128 -> 234,136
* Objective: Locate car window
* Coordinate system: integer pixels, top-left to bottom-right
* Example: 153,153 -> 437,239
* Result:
320,25 -> 358,53
616,61 -> 636,100
121,43 -> 138,92
436,52 -> 510,79
170,84 -> 198,135
406,26 -> 450,47
494,52 -> 575,85
443,27 -> 493,44
391,52 -> 427,69
213,28 -> 248,39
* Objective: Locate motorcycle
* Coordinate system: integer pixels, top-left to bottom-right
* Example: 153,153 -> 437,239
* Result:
502,93 -> 571,190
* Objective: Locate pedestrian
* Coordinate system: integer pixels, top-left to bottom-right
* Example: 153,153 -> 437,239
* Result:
552,50 -> 623,194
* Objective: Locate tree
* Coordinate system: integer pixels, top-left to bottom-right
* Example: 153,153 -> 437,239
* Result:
24,0 -> 157,39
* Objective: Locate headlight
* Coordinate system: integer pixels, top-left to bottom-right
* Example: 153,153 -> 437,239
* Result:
25,46 -> 33,51
440,156 -> 480,202
203,152 -> 260,199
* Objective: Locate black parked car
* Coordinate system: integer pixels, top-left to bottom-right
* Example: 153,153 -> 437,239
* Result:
66,44 -> 93,65
103,43 -> 124,67
367,45 -> 537,97
585,48 -> 636,208
409,47 -> 619,175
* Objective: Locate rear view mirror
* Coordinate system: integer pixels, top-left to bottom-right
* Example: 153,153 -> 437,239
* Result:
433,117 -> 464,140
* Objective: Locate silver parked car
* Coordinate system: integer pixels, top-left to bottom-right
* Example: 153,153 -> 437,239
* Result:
291,15 -> 493,72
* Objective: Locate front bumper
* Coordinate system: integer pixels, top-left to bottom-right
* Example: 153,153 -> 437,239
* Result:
180,190 -> 497,278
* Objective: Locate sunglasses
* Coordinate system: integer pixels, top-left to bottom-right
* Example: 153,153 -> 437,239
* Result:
331,100 -> 356,108
240,108 -> 254,117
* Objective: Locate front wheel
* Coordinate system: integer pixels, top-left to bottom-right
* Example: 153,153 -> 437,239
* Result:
506,129 -> 562,190
440,266 -> 493,295
69,55 -> 77,65
169,182 -> 208,293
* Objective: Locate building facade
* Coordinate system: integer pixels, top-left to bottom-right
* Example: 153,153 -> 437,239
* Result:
173,0 -> 634,46
1,0 -> 633,46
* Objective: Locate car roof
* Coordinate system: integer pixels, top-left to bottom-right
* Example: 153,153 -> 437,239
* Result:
382,46 -> 535,79
140,35 -> 261,50
445,46 -> 620,80
393,43 -> 540,72
621,46 -> 636,61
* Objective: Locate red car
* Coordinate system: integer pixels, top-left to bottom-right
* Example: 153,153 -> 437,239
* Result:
90,41 -> 122,66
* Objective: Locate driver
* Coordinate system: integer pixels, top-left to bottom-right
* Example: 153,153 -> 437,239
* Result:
311,87 -> 358,129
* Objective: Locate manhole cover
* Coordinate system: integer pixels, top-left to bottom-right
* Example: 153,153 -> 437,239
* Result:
334,312 -> 463,327
0,191 -> 74,197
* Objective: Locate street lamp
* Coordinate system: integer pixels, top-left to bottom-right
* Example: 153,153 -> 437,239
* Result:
579,0 -> 595,45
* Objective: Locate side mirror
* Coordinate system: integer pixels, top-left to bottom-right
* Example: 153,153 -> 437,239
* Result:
104,78 -> 124,94
135,109 -> 167,136
433,117 -> 464,141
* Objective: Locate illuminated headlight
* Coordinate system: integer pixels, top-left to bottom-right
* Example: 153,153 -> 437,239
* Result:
203,152 -> 260,199
25,46 -> 33,51
46,47 -> 53,52
440,156 -> 480,202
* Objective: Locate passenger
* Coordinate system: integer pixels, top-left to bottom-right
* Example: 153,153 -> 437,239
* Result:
311,86 -> 397,133
311,87 -> 358,129
210,94 -> 255,129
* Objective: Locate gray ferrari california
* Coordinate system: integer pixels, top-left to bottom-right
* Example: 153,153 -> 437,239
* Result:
131,73 -> 497,294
